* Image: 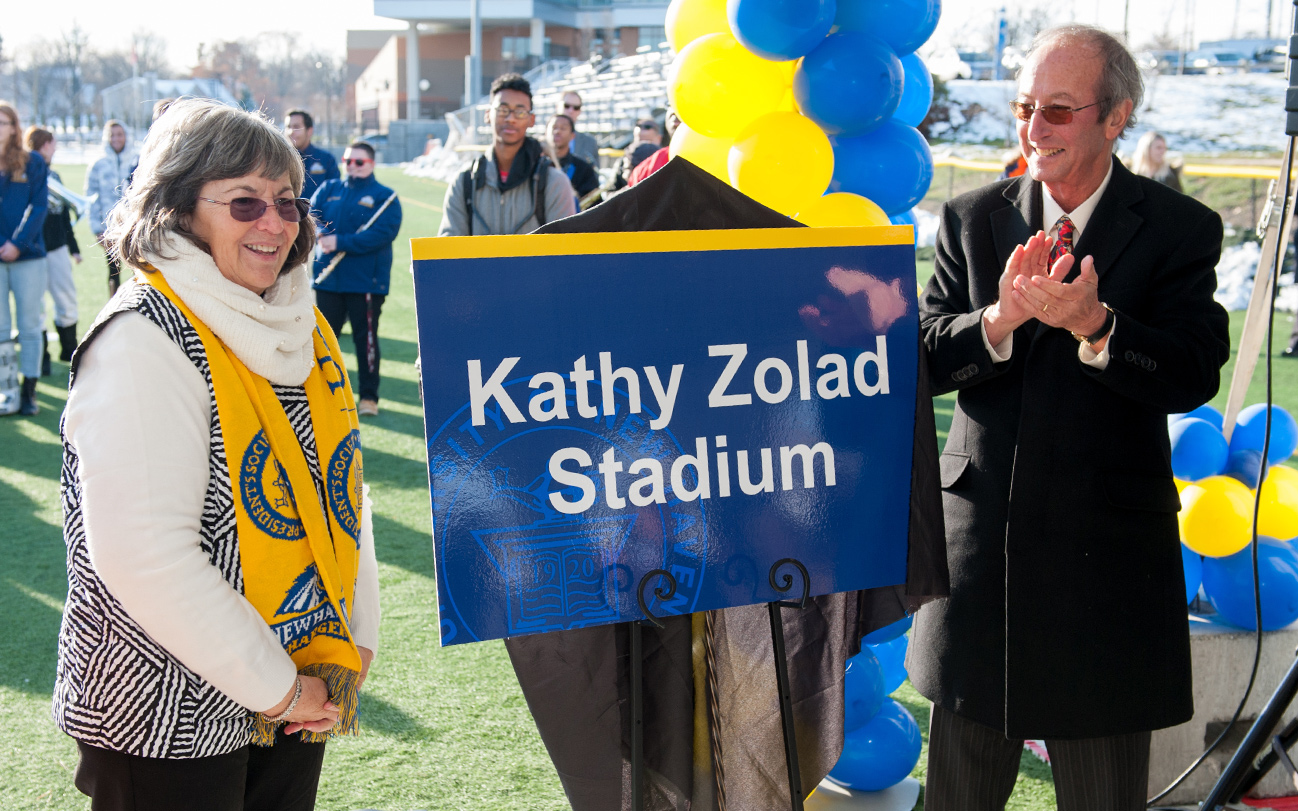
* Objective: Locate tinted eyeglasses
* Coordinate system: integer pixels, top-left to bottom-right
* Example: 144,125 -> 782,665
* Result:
564,102 -> 582,111
344,157 -> 373,166
1009,100 -> 1103,125
197,196 -> 309,223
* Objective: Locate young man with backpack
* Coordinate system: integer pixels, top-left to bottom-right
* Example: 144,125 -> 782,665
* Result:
439,73 -> 575,236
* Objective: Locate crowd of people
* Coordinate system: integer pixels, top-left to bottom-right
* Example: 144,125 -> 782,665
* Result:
0,94 -> 406,419
0,22 -> 1242,810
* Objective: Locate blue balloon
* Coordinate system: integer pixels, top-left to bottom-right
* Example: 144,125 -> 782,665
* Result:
827,699 -> 923,791
1224,448 -> 1266,489
727,0 -> 837,61
1174,404 -> 1225,432
894,53 -> 934,127
888,209 -> 917,228
834,0 -> 941,56
868,633 -> 908,694
862,614 -> 912,645
795,33 -> 903,136
1182,543 -> 1203,606
844,649 -> 886,731
1203,537 -> 1298,631
1169,417 -> 1229,481
830,120 -> 934,215
1230,404 -> 1298,466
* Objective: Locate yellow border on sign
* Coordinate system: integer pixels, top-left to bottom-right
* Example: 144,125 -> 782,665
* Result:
410,225 -> 914,261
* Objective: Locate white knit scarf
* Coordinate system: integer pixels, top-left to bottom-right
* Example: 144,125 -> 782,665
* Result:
145,235 -> 318,386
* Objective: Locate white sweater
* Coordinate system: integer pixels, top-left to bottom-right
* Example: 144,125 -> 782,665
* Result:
64,311 -> 382,714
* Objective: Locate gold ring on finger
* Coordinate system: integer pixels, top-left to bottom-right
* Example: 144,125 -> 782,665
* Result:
1042,303 -> 1049,313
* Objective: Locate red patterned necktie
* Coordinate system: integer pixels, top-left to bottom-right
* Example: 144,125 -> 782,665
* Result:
1049,215 -> 1075,266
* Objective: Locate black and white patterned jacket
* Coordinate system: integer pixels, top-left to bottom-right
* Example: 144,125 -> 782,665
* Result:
53,281 -> 325,758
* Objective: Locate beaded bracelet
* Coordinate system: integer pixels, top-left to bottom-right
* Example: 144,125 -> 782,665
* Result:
264,676 -> 302,723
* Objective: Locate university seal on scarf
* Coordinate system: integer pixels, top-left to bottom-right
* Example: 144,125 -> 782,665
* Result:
428,379 -> 709,645
240,430 -> 306,541
328,429 -> 364,546
271,563 -> 350,654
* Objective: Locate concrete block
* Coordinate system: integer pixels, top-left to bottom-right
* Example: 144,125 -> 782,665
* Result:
805,777 -> 920,810
1148,611 -> 1298,805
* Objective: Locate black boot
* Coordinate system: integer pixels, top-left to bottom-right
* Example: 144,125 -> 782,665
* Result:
19,377 -> 37,416
40,332 -> 51,377
57,324 -> 78,362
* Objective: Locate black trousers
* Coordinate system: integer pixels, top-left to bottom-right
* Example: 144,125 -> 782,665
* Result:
73,728 -> 327,811
316,290 -> 385,402
924,703 -> 1151,811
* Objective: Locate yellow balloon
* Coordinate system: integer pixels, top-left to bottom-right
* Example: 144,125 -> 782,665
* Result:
669,122 -> 732,182
665,0 -> 730,53
1174,478 -> 1191,495
669,33 -> 789,139
1179,475 -> 1256,557
728,111 -> 834,216
775,60 -> 799,112
1260,465 -> 1298,540
795,193 -> 892,227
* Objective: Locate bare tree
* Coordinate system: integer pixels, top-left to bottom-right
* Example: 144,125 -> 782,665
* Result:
54,24 -> 91,129
130,29 -> 172,78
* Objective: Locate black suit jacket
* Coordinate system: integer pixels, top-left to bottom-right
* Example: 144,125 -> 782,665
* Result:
908,156 -> 1230,739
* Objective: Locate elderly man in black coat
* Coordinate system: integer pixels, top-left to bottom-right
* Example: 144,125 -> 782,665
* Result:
910,24 -> 1230,811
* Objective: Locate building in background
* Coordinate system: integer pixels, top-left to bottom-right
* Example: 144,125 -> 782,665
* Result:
99,76 -> 239,132
351,0 -> 667,133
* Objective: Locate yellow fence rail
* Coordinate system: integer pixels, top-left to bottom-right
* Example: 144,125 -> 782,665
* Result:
934,155 -> 1285,180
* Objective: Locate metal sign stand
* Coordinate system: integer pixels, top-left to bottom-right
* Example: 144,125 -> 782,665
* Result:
768,558 -> 812,811
630,560 -> 811,811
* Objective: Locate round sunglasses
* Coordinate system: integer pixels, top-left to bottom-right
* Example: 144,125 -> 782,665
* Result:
197,196 -> 310,223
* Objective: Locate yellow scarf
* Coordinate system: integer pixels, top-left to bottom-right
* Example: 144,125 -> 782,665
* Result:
140,270 -> 364,746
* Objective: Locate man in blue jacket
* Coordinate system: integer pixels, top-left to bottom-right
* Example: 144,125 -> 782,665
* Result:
286,109 -> 340,202
311,141 -> 402,417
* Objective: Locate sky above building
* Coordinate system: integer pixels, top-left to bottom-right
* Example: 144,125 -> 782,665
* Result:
4,0 -> 1291,72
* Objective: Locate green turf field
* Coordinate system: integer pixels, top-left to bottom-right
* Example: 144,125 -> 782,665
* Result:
0,164 -> 1291,810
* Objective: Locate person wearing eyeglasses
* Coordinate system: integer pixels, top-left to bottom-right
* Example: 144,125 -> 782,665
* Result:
55,99 -> 380,811
285,109 -> 340,202
309,141 -> 402,418
558,90 -> 599,166
912,25 -> 1229,811
439,73 -> 575,237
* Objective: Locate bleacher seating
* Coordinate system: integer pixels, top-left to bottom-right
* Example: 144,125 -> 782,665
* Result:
408,46 -> 675,184
483,46 -> 674,147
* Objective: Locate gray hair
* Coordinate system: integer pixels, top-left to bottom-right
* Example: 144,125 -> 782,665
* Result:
106,98 -> 315,271
1027,24 -> 1143,134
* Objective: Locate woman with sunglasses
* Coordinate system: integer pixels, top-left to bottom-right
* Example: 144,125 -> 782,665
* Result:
54,98 -> 380,811
309,141 -> 402,418
0,101 -> 50,416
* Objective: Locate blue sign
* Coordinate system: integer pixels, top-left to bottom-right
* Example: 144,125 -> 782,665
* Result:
412,227 -> 918,645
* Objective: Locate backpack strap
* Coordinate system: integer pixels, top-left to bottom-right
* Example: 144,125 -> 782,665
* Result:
456,156 -> 477,236
533,158 -> 550,227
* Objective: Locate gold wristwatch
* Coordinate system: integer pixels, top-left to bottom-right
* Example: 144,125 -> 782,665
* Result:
1072,303 -> 1115,345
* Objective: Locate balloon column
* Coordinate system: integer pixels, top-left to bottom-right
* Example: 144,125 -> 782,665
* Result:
665,0 -> 939,222
1169,404 -> 1298,629
830,616 -> 921,792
